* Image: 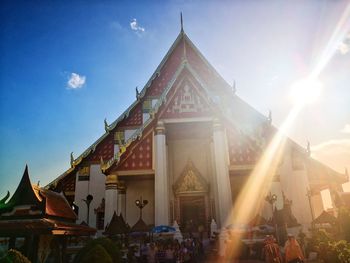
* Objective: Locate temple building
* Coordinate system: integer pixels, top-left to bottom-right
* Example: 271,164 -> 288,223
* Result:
49,25 -> 348,236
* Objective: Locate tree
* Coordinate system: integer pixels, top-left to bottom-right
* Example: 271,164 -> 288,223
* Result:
338,207 -> 350,242
0,249 -> 31,263
80,245 -> 112,263
74,237 -> 121,263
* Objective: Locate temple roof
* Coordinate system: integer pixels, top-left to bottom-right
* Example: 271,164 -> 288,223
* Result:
49,27 -> 347,190
0,218 -> 95,236
130,218 -> 150,233
0,166 -> 77,222
312,210 -> 337,225
104,212 -> 129,235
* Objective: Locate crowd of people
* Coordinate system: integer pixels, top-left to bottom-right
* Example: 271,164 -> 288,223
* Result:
262,234 -> 305,263
127,238 -> 205,263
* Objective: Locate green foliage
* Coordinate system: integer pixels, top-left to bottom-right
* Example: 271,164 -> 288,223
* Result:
80,244 -> 112,263
74,237 -> 121,263
309,229 -> 350,263
338,207 -> 350,242
0,249 -> 31,263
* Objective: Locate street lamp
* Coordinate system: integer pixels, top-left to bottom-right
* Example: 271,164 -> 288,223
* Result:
83,194 -> 93,225
135,196 -> 148,220
265,192 -> 278,243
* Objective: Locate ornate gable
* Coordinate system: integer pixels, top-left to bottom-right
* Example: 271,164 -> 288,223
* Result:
173,159 -> 208,195
160,77 -> 212,119
115,131 -> 153,171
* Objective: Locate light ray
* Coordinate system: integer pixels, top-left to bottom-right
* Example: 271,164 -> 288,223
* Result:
218,4 -> 350,261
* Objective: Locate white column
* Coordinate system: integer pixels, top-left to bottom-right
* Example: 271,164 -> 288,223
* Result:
154,121 -> 169,225
104,174 -> 118,228
212,119 -> 233,228
117,181 -> 126,218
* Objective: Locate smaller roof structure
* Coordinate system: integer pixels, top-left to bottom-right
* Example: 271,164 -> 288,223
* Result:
104,212 -> 129,235
130,218 -> 150,233
312,211 -> 338,225
0,166 -> 95,236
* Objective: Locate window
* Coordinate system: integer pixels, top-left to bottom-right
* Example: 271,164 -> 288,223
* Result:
78,166 -> 90,181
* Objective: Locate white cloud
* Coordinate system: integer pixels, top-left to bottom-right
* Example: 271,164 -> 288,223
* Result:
67,73 -> 86,89
340,124 -> 350,134
338,33 -> 350,55
130,18 -> 145,33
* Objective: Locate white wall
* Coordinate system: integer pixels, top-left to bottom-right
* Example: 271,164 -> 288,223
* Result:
279,146 -> 312,228
74,164 -> 106,228
125,178 -> 155,227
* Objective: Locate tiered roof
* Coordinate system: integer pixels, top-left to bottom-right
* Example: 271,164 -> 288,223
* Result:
0,166 -> 95,236
48,27 -> 347,192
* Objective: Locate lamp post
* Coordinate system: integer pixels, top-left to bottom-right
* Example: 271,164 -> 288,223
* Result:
135,196 -> 148,219
83,194 -> 93,225
265,192 -> 278,242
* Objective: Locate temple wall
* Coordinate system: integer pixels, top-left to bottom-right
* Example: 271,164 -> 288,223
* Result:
125,178 -> 154,227
279,145 -> 312,229
312,192 -> 324,218
74,164 -> 105,228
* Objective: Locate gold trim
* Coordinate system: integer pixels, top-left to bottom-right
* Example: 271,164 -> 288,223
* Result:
116,169 -> 155,176
229,164 -> 254,171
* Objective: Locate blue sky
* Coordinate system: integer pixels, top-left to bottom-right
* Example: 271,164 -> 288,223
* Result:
1,1 -> 349,200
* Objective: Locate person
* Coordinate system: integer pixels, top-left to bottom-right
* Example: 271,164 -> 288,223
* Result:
284,234 -> 305,263
262,235 -> 282,263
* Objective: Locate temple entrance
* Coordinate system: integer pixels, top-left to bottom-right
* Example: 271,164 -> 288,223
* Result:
180,195 -> 206,232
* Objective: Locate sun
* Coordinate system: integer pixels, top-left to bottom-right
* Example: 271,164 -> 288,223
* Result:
289,77 -> 323,106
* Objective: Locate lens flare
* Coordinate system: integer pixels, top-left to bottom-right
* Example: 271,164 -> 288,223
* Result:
218,4 -> 350,261
289,77 -> 323,106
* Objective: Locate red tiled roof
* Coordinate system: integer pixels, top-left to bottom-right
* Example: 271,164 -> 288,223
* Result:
33,186 -> 77,221
0,218 -> 96,236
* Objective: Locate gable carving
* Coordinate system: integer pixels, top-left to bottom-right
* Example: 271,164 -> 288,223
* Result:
173,159 -> 208,195
161,81 -> 211,119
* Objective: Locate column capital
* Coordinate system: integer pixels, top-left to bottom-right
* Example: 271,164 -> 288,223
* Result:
117,180 -> 127,194
155,121 -> 166,135
106,174 -> 118,190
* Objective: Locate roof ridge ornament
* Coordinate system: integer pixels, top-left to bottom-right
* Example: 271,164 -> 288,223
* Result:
70,152 -> 74,167
104,118 -> 110,133
136,86 -> 140,100
306,141 -> 311,156
232,80 -> 236,94
267,110 -> 272,125
180,12 -> 184,33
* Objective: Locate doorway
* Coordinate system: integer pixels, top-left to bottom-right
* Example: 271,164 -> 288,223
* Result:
180,196 -> 206,232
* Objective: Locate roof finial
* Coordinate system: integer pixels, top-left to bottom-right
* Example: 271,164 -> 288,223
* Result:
136,86 -> 140,100
104,118 -> 109,133
268,110 -> 272,125
345,168 -> 349,180
232,80 -> 236,94
306,141 -> 311,156
180,12 -> 184,33
70,152 -> 74,167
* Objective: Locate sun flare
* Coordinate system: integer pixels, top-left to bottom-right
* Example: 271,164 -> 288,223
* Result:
289,77 -> 323,106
